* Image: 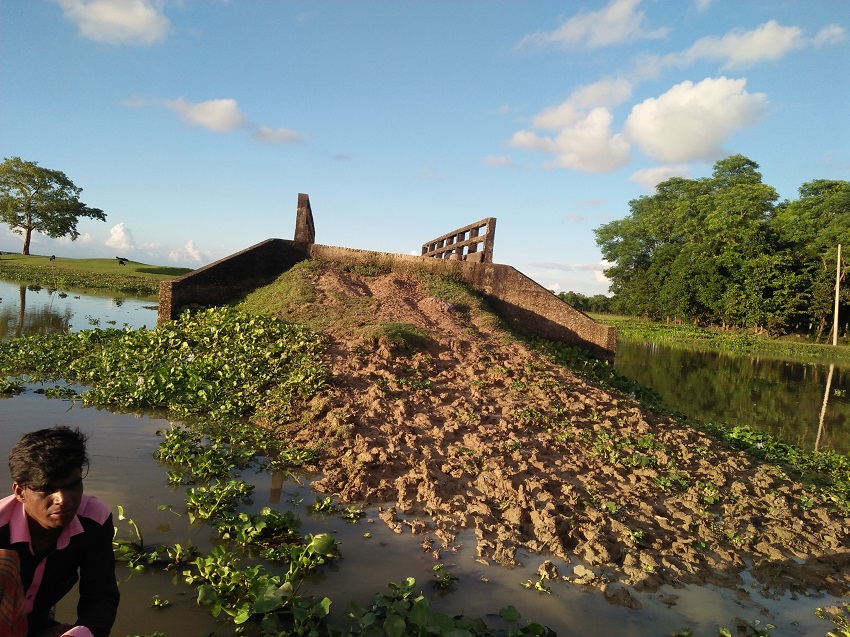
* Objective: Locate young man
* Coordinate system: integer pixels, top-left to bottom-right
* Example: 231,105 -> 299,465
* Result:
0,427 -> 119,637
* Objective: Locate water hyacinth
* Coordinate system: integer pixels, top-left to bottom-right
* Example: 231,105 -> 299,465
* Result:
0,306 -> 329,419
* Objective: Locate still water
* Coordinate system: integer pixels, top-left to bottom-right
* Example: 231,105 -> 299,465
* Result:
0,281 -> 845,635
0,278 -> 157,338
614,339 -> 850,455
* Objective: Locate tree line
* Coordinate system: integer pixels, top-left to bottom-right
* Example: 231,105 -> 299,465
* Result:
589,155 -> 850,338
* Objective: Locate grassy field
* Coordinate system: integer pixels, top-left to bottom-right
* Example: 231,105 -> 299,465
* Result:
592,313 -> 850,364
0,253 -> 192,296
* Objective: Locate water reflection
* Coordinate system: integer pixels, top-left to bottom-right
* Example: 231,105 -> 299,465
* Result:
0,277 -> 156,338
614,339 -> 850,454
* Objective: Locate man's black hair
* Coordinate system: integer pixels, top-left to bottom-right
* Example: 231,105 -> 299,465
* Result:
8,426 -> 89,490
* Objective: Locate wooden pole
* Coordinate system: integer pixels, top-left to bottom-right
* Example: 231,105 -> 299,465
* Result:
834,244 -> 841,346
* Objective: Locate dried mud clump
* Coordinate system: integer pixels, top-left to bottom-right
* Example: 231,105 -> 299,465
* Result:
253,263 -> 850,598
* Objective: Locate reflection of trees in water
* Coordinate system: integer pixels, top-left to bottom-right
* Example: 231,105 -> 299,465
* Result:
0,286 -> 73,339
615,340 -> 850,454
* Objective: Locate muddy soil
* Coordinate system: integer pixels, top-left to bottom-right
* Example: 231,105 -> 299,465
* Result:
255,265 -> 850,607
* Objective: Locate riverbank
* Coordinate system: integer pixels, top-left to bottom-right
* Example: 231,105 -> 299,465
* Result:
238,261 -> 850,604
599,315 -> 850,364
0,253 -> 191,296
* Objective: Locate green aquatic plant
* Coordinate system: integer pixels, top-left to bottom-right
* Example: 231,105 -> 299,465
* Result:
0,306 -> 329,420
432,564 -> 458,591
184,479 -> 254,524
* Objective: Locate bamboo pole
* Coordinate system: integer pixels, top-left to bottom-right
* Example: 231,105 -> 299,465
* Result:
834,244 -> 841,347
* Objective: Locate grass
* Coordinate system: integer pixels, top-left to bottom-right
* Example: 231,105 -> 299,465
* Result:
593,314 -> 850,364
237,259 -> 502,347
0,253 -> 192,297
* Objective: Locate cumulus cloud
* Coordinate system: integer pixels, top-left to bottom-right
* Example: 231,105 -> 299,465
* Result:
509,77 -> 635,172
630,165 -> 691,189
169,240 -> 204,263
510,76 -> 767,172
154,97 -> 307,145
517,0 -> 667,50
623,77 -> 768,163
54,0 -> 170,45
105,223 -> 136,252
511,106 -> 631,172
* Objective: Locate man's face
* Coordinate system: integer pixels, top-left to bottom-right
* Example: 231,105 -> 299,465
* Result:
13,467 -> 84,531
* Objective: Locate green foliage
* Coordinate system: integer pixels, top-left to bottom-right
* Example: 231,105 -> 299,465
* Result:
431,564 -> 458,591
595,155 -> 850,336
816,602 -> 850,637
556,290 -> 612,313
358,322 -> 432,351
344,578 -> 553,636
0,156 -> 107,255
0,306 -> 329,420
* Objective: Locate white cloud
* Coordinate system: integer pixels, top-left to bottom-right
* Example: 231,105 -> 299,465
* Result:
509,77 -> 635,172
155,97 -> 307,145
630,165 -> 691,189
169,240 -> 204,263
251,126 -> 307,145
813,24 -> 846,47
105,223 -> 136,252
645,21 -> 846,72
482,155 -> 512,167
623,77 -> 767,163
162,98 -> 246,132
517,0 -> 668,50
54,0 -> 170,46
568,77 -> 633,110
682,21 -> 806,68
531,77 -> 632,130
511,107 -> 631,172
695,0 -> 712,11
533,260 -> 614,274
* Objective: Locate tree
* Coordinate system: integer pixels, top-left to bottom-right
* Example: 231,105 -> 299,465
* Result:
595,155 -> 789,330
772,180 -> 850,338
0,156 -> 106,255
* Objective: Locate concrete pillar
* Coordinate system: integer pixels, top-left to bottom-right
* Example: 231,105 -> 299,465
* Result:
295,193 -> 315,243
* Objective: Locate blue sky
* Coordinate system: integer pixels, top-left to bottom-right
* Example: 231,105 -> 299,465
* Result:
1,0 -> 848,296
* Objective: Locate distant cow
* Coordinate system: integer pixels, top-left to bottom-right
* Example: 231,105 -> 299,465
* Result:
115,256 -> 128,265
49,255 -> 55,261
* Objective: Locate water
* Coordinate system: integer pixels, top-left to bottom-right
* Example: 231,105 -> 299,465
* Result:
1,390 -> 840,637
0,278 -> 157,338
614,339 -> 850,455
0,282 -> 846,635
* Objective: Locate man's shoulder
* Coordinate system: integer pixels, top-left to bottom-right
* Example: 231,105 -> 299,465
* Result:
77,494 -> 113,526
0,494 -> 18,528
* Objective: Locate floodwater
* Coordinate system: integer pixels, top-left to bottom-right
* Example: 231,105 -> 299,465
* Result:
0,278 -> 157,338
614,339 -> 850,455
0,281 -> 846,636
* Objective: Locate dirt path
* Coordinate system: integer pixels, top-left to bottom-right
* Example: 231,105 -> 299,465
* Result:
254,266 -> 850,606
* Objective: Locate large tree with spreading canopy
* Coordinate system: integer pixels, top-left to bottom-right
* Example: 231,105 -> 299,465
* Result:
0,156 -> 106,255
594,155 -> 816,334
